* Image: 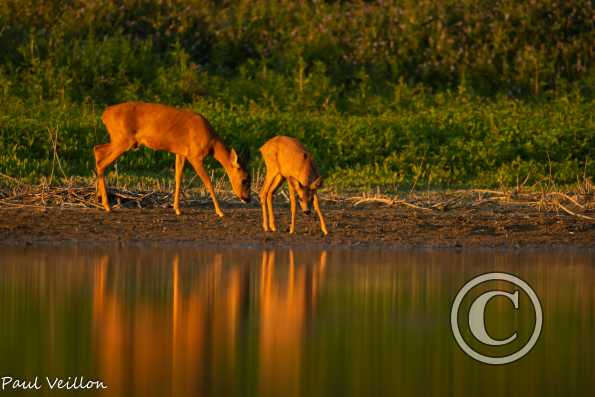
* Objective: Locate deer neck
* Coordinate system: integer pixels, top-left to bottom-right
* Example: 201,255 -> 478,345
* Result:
212,140 -> 232,172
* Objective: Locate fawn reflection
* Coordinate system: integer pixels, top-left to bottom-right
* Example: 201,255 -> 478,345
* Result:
90,249 -> 327,397
259,250 -> 327,397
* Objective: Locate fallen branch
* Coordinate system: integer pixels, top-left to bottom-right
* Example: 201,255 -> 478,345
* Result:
546,192 -> 585,209
350,196 -> 431,211
351,196 -> 394,206
556,202 -> 595,221
393,199 -> 432,211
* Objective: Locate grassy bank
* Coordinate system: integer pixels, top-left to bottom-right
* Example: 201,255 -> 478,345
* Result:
0,94 -> 592,192
0,1 -> 593,192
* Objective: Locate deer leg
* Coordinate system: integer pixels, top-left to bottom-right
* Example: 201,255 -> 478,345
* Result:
188,158 -> 224,218
173,154 -> 186,216
287,183 -> 297,234
266,175 -> 283,232
93,141 -> 132,212
259,172 -> 277,232
94,143 -> 111,208
312,191 -> 328,235
95,175 -> 100,203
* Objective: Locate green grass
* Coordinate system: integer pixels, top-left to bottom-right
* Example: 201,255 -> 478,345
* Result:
0,94 -> 592,193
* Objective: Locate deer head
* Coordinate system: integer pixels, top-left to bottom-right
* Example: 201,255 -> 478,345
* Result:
289,176 -> 322,214
227,148 -> 251,203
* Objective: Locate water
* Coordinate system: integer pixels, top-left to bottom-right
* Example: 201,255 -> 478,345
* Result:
0,246 -> 593,396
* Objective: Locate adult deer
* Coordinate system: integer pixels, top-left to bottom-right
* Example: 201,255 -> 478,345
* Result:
259,136 -> 328,235
94,102 -> 250,217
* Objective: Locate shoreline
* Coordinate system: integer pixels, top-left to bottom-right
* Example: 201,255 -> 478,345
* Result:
1,203 -> 592,249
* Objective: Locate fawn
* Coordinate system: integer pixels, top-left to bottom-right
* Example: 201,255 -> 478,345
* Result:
259,136 -> 328,235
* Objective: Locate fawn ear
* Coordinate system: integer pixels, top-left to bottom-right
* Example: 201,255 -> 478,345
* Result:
309,176 -> 322,190
230,148 -> 240,168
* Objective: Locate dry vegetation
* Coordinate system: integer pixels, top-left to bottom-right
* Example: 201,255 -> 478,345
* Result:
1,176 -> 593,222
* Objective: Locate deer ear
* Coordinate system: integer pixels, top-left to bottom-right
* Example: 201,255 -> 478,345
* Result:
309,176 -> 322,190
230,148 -> 240,168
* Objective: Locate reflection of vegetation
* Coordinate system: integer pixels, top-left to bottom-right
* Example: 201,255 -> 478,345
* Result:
0,248 -> 594,396
0,1 -> 592,189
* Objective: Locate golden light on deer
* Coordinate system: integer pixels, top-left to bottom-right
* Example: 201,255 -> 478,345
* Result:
259,136 -> 328,235
94,102 -> 250,217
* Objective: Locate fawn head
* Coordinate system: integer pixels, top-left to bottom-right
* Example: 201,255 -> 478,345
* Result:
290,176 -> 322,214
228,148 -> 251,203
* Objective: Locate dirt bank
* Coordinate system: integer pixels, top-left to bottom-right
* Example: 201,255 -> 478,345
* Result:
0,200 -> 593,248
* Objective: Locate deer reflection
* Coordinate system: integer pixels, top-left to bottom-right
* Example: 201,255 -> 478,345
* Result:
259,250 -> 327,397
90,249 -> 327,397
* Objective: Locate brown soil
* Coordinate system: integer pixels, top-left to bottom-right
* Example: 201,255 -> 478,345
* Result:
0,201 -> 593,248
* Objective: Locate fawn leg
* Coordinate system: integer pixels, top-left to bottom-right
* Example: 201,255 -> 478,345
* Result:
266,175 -> 283,232
259,172 -> 279,232
312,191 -> 328,235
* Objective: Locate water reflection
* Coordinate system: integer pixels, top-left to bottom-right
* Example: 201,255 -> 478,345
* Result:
0,247 -> 593,397
259,250 -> 326,397
49,248 -> 327,397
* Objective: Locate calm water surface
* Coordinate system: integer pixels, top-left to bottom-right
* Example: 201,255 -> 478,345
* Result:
0,246 -> 593,396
